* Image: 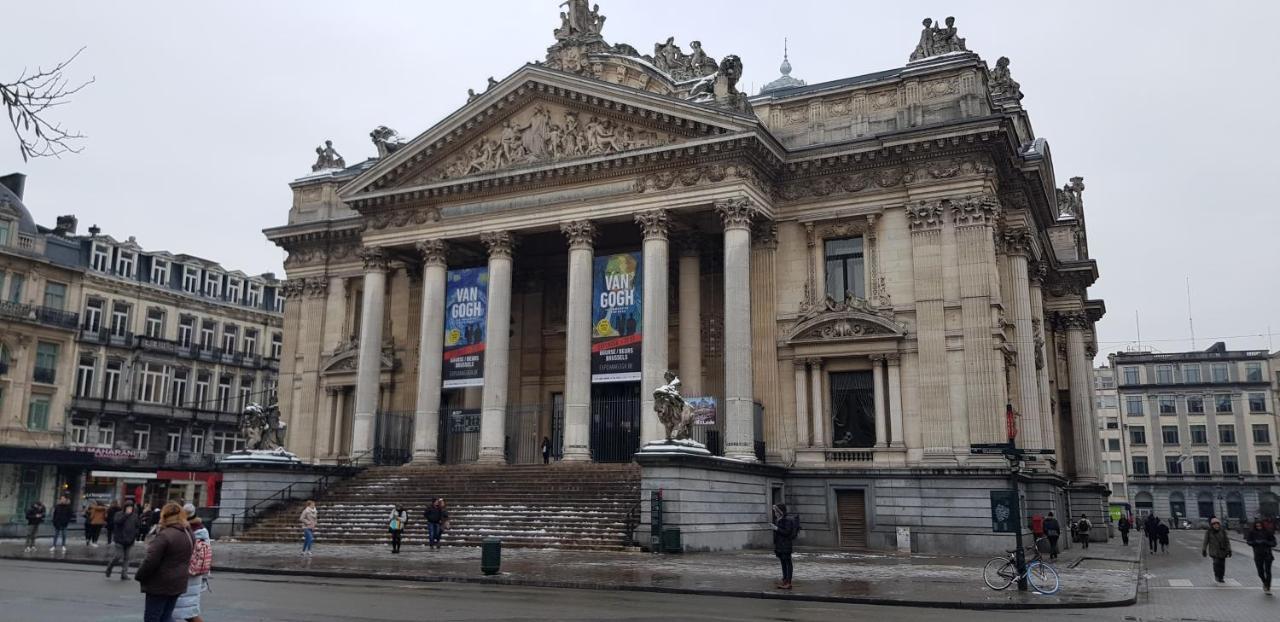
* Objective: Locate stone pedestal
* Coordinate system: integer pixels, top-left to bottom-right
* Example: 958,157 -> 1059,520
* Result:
636,451 -> 785,552
214,462 -> 343,539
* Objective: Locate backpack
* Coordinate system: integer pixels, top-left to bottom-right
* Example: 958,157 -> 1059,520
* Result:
188,538 -> 213,576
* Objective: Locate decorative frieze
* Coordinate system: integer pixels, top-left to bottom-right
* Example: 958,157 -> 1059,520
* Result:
480,231 -> 516,258
633,162 -> 768,196
415,239 -> 448,267
906,200 -> 945,231
715,197 -> 756,230
560,220 -> 597,250
777,156 -> 994,204
358,246 -> 390,272
950,193 -> 1000,227
367,206 -> 441,231
633,209 -> 670,240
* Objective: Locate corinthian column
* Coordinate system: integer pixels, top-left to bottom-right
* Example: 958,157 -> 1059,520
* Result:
1004,229 -> 1043,450
413,240 -> 448,462
351,247 -> 389,455
1029,264 -> 1055,453
907,201 -> 951,454
477,232 -> 515,464
561,221 -> 595,462
952,195 -> 1004,445
1063,311 -> 1099,482
718,198 -> 757,461
635,210 -> 669,445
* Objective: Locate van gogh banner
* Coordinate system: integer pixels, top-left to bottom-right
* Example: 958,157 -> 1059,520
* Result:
442,267 -> 488,388
591,252 -> 642,383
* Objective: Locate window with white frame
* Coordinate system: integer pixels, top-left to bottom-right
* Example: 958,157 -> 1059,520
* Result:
264,378 -> 278,404
132,424 -> 150,451
115,250 -> 135,278
217,376 -> 232,412
1249,392 -> 1267,413
1246,362 -> 1263,382
1212,363 -> 1230,383
1187,395 -> 1205,414
1125,395 -> 1144,416
238,377 -> 254,412
1216,394 -> 1233,413
190,429 -> 205,454
136,362 -> 168,404
144,308 -> 165,339
203,272 -> 222,298
167,430 -> 182,453
221,324 -> 238,353
226,277 -> 243,303
1155,365 -> 1174,384
69,418 -> 88,445
177,316 -> 194,347
270,332 -> 283,359
6,273 -> 23,303
824,237 -> 865,300
83,298 -> 103,333
170,369 -> 188,407
243,328 -> 257,355
273,291 -> 284,313
91,243 -> 111,272
75,356 -> 96,397
199,320 -> 216,349
110,302 -> 130,337
246,282 -> 263,308
1122,367 -> 1140,385
194,373 -> 210,410
103,360 -> 122,400
1184,365 -> 1202,383
0,220 -> 10,246
150,258 -> 170,286
1158,395 -> 1177,415
96,421 -> 115,447
26,396 -> 50,430
211,430 -> 245,454
43,281 -> 67,310
182,266 -> 201,293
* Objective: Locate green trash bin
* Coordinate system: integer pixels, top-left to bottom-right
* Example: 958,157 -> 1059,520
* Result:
661,528 -> 682,553
481,537 -> 502,575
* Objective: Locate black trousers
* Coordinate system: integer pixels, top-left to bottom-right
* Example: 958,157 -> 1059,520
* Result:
390,530 -> 403,553
1148,536 -> 1159,553
1047,535 -> 1059,558
1120,531 -> 1129,545
1212,556 -> 1227,581
776,552 -> 793,582
1255,557 -> 1273,589
1080,532 -> 1089,548
143,594 -> 178,622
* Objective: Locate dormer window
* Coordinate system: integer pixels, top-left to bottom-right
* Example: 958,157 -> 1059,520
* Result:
226,277 -> 243,303
151,258 -> 169,286
246,282 -> 263,308
116,250 -> 136,277
91,243 -> 111,272
203,272 -> 222,298
182,266 -> 200,293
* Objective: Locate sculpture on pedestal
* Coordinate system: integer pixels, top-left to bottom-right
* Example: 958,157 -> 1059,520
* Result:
653,371 -> 695,441
239,402 -> 288,451
909,16 -> 969,61
311,140 -> 345,172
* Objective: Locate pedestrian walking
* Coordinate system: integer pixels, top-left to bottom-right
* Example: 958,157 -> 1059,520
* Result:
299,500 -> 317,556
1118,514 -> 1131,546
51,495 -> 72,553
1245,520 -> 1276,595
173,516 -> 213,622
541,436 -> 552,465
1201,517 -> 1232,583
1076,514 -> 1092,549
139,503 -> 155,541
105,500 -> 121,545
1157,521 -> 1170,553
23,500 -> 47,552
106,501 -> 142,580
424,497 -> 448,550
771,503 -> 799,590
1145,514 -> 1161,554
1043,512 -> 1062,560
388,505 -> 408,554
88,500 -> 108,546
134,502 -> 194,622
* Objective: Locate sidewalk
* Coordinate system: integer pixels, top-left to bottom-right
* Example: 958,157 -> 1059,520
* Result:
0,537 -> 1139,610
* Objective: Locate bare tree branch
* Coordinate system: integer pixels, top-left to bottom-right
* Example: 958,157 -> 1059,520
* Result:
2,47 -> 95,162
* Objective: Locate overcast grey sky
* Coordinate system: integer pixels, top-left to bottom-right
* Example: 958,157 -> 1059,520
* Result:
4,1 -> 1278,358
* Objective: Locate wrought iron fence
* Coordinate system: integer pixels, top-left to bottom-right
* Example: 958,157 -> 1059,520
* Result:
440,408 -> 480,465
506,404 -> 543,464
373,411 -> 414,466
590,384 -> 640,463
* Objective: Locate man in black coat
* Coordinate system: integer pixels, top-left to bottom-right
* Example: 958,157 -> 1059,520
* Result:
1118,514 -> 1131,546
23,501 -> 47,553
771,504 -> 800,590
51,495 -> 73,553
106,502 -> 142,581
1043,512 -> 1062,560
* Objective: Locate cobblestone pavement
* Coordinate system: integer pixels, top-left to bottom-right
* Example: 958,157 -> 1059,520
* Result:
0,535 -> 1137,609
1129,529 -> 1277,622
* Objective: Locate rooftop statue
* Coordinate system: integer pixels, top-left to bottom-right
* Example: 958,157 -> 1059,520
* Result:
909,16 -> 969,62
554,0 -> 605,41
1056,176 -> 1085,219
653,37 -> 718,81
988,56 -> 1024,102
310,140 -> 345,172
370,126 -> 406,157
653,371 -> 695,441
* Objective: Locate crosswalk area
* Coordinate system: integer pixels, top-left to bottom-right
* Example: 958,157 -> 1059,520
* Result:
1156,576 -> 1250,589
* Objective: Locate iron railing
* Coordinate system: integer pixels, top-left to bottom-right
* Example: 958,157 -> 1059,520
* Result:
590,385 -> 641,463
224,467 -> 360,537
0,301 -> 80,330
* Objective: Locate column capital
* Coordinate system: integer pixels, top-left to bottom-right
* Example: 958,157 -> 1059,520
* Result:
282,278 -> 307,297
1054,310 -> 1089,331
1028,260 -> 1047,284
950,193 -> 1001,227
480,231 -> 516,258
868,353 -> 888,363
752,220 -> 778,249
303,277 -> 329,298
560,220 -> 597,250
906,200 -> 945,231
883,352 -> 901,365
804,356 -> 824,369
415,239 -> 448,267
634,209 -> 670,241
358,246 -> 390,272
1002,228 -> 1033,256
792,357 -> 808,370
715,197 -> 757,230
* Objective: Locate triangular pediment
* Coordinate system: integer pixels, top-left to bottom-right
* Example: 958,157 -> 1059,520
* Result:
786,308 -> 906,344
340,65 -> 762,201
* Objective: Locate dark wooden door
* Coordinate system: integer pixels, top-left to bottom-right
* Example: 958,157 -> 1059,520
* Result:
836,489 -> 868,548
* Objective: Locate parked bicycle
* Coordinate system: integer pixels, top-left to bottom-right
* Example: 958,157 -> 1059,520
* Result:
982,537 -> 1060,594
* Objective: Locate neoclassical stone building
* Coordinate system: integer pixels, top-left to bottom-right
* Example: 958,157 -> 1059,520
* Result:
266,4 -> 1107,552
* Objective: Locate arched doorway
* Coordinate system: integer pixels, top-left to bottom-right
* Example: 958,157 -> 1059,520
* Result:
1168,491 -> 1186,521
1197,491 -> 1215,519
1226,492 -> 1246,522
1261,492 -> 1279,519
1135,491 -> 1154,518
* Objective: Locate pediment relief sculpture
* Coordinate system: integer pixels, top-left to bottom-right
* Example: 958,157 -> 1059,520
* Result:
320,339 -> 397,376
426,102 -> 680,182
786,307 -> 906,344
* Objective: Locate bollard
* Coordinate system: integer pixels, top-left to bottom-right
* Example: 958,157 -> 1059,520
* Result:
481,537 -> 502,575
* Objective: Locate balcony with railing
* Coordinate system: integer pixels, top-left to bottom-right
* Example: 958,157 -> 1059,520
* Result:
0,300 -> 81,330
32,367 -> 56,384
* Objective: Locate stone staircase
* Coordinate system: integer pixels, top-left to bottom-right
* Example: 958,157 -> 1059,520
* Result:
235,463 -> 642,551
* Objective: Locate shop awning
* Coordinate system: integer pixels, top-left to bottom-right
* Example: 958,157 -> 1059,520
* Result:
0,446 -> 96,466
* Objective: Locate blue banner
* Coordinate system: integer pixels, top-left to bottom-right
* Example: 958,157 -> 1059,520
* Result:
443,267 -> 488,388
591,252 -> 642,383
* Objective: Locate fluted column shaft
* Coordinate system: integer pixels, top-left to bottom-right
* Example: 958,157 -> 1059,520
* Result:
719,199 -> 756,461
413,241 -> 448,462
561,221 -> 595,461
352,248 -> 389,455
677,240 -> 703,397
477,232 -> 514,464
636,210 -> 669,445
1007,248 -> 1043,450
887,355 -> 904,447
793,360 -> 810,447
873,356 -> 888,447
908,202 -> 951,454
1066,316 -> 1098,481
954,198 -> 1004,445
809,359 -> 826,448
1029,269 -> 1056,454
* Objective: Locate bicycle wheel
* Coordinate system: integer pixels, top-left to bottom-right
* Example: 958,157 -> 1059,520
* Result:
1026,561 -> 1060,595
983,557 -> 1015,590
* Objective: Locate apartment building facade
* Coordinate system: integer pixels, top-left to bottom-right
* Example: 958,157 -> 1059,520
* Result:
1094,366 -> 1129,508
1111,343 -> 1280,525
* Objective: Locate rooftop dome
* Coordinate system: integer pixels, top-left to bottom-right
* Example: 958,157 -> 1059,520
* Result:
759,40 -> 807,95
0,173 -> 40,236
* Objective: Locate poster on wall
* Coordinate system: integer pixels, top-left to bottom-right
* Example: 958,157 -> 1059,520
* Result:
442,267 -> 488,388
686,396 -> 718,425
591,252 -> 643,383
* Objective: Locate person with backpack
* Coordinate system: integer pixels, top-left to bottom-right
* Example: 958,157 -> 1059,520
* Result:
388,505 -> 408,554
424,498 -> 448,550
1076,514 -> 1092,549
1042,512 -> 1062,560
771,503 -> 800,590
106,501 -> 142,580
1245,519 -> 1276,595
173,516 -> 213,622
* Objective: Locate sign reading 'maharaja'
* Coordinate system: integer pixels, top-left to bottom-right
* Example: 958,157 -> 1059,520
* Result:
442,267 -> 488,388
591,252 -> 642,383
